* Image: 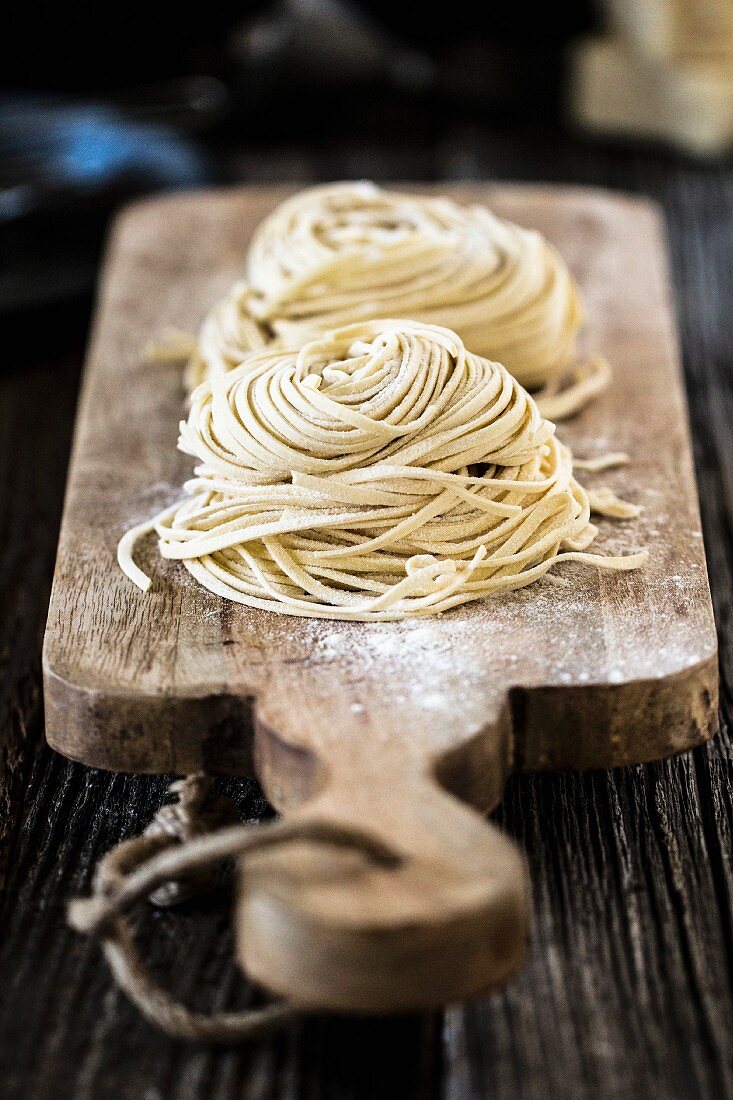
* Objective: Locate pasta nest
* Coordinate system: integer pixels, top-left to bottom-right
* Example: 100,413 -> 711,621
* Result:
189,182 -> 583,394
122,321 -> 644,621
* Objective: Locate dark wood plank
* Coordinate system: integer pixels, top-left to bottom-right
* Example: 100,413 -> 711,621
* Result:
0,134 -> 732,1098
0,357 -> 80,886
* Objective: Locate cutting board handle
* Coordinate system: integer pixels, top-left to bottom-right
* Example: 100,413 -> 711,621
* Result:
237,709 -> 529,1013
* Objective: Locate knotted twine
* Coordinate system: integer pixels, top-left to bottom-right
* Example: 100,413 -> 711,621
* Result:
68,774 -> 398,1042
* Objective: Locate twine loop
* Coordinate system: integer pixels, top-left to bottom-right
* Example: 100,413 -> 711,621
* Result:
68,774 -> 398,1043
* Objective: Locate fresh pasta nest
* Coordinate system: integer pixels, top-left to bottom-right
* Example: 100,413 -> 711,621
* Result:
188,182 -> 590,401
121,321 -> 645,621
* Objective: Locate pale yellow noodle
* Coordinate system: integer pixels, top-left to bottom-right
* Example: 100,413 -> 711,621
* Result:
121,321 -> 645,622
186,182 -> 604,415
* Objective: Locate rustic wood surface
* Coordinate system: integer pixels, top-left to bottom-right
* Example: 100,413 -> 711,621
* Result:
44,185 -> 717,777
41,183 -> 718,1013
1,133 -> 733,1096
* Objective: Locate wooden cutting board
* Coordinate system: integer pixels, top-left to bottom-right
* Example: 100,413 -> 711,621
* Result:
43,184 -> 718,1013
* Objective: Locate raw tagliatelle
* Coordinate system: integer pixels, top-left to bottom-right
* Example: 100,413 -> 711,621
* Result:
184,182 -> 605,417
121,321 -> 646,621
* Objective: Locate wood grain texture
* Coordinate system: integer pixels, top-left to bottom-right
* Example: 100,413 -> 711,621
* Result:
0,135 -> 732,1097
0,356 -> 81,887
41,183 -> 718,1013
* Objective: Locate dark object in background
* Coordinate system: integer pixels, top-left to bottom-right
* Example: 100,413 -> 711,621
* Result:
0,87 -> 223,357
229,0 -> 598,139
1,0 -> 238,340
0,87 -> 221,233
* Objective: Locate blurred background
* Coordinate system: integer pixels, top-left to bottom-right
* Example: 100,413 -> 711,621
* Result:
3,0 -> 733,357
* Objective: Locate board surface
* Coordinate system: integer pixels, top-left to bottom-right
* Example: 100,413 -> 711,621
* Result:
43,183 -> 717,780
41,185 -> 719,1012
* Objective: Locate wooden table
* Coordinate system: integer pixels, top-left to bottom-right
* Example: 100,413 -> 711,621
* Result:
1,129 -> 732,1099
